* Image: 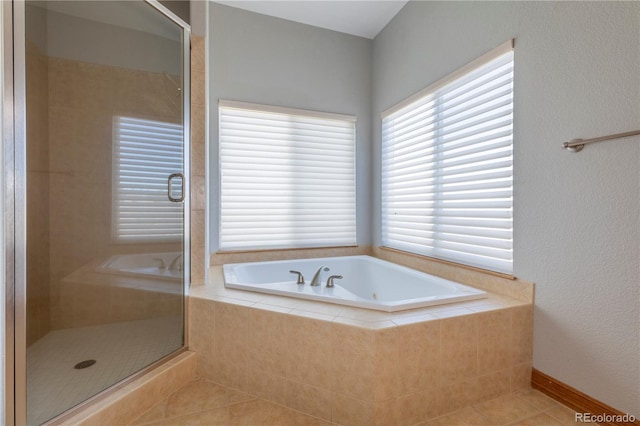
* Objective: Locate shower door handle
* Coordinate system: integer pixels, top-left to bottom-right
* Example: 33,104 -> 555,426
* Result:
167,173 -> 185,202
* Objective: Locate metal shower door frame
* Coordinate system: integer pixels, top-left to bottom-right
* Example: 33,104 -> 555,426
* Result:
2,1 -> 17,424
3,1 -> 191,424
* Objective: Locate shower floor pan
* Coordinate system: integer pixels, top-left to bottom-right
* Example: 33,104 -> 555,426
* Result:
26,316 -> 182,425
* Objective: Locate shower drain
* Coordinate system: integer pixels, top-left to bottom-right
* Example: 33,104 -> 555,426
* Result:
74,359 -> 96,369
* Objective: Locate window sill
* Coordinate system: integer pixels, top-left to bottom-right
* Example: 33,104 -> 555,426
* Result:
211,246 -> 365,267
378,246 -> 516,281
216,245 -> 358,255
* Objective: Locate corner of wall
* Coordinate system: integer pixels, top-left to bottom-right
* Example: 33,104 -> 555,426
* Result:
190,34 -> 207,285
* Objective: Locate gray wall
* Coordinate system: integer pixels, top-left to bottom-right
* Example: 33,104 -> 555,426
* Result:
372,1 -> 639,416
208,3 -> 373,251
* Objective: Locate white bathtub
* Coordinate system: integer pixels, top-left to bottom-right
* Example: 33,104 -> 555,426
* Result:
223,255 -> 486,312
96,252 -> 182,281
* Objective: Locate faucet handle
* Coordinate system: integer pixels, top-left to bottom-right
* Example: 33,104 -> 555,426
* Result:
152,257 -> 167,270
289,270 -> 305,285
326,275 -> 343,288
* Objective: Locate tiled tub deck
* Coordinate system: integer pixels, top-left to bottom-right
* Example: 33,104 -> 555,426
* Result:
188,266 -> 533,425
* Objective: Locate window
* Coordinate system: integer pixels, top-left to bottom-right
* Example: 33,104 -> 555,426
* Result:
218,100 -> 356,251
112,116 -> 184,243
381,41 -> 514,274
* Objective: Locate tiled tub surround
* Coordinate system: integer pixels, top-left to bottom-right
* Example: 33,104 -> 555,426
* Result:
189,267 -> 534,425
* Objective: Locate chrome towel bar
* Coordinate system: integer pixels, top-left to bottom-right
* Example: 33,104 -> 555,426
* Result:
562,130 -> 640,152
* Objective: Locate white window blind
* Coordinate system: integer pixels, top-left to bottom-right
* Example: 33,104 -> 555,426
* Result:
219,100 -> 356,251
113,116 -> 184,243
381,41 -> 514,274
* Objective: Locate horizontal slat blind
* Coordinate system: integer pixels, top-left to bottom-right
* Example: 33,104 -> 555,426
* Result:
219,101 -> 356,250
381,45 -> 514,274
113,116 -> 184,243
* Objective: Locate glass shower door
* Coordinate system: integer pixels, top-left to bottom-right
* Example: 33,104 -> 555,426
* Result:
22,1 -> 189,424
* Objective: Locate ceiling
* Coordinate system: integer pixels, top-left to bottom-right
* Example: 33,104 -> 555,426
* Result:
212,1 -> 408,39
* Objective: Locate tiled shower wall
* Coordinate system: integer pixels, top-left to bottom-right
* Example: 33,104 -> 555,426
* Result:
26,41 -> 51,345
47,58 -> 183,329
25,34 -> 208,336
190,36 -> 206,285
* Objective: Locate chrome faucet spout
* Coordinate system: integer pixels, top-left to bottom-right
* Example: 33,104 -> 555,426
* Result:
310,266 -> 329,286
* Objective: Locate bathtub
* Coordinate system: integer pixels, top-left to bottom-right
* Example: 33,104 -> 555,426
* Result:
96,252 -> 182,281
223,255 -> 486,312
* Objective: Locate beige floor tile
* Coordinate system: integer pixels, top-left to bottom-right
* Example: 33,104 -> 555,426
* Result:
227,389 -> 256,405
161,407 -> 229,426
396,388 -> 442,425
134,421 -> 163,426
515,389 -> 558,411
473,394 -> 540,424
127,373 -> 588,426
164,379 -> 236,419
511,412 -> 564,426
290,412 -> 333,426
545,403 -> 581,425
229,399 -> 326,426
424,407 -> 492,425
129,404 -> 166,425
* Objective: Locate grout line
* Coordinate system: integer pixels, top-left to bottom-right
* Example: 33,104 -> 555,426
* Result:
470,405 -> 495,424
543,399 -> 582,424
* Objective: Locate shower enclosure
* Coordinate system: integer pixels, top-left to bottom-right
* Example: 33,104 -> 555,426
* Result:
3,1 -> 190,424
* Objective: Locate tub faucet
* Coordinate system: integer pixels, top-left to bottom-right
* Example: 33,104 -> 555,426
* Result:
169,254 -> 183,271
152,258 -> 167,269
310,266 -> 329,286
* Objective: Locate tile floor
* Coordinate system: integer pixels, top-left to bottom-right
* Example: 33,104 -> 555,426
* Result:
27,316 -> 182,426
129,378 -> 587,426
